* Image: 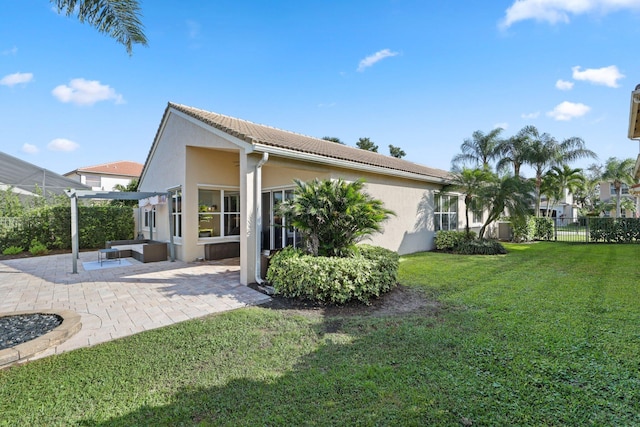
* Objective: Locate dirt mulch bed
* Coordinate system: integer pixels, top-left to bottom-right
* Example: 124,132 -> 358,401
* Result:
251,284 -> 441,319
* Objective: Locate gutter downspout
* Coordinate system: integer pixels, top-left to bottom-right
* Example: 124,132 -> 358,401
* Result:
254,152 -> 269,286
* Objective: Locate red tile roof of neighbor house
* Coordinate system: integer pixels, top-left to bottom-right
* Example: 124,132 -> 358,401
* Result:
158,102 -> 452,182
67,161 -> 144,178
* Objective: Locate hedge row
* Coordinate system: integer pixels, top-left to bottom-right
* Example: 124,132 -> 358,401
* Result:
266,244 -> 399,305
589,218 -> 640,243
0,206 -> 134,252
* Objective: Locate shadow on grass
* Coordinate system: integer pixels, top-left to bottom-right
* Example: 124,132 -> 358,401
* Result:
77,312 -> 461,426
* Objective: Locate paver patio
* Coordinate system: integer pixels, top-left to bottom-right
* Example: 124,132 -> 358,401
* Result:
0,251 -> 271,361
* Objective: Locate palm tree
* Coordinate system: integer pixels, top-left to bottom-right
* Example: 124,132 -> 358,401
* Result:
477,174 -> 534,239
496,128 -> 530,177
277,178 -> 394,257
601,157 -> 636,218
52,0 -> 147,55
452,128 -> 503,171
542,165 -> 584,216
520,126 -> 596,216
445,168 -> 493,237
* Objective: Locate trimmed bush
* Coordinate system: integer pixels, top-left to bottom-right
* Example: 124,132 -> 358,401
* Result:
533,217 -> 554,241
435,230 -> 476,251
0,206 -> 134,252
511,216 -> 535,242
455,239 -> 507,255
266,244 -> 399,305
590,217 -> 640,243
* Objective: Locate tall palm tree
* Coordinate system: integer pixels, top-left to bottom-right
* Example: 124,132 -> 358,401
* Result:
601,157 -> 636,218
445,168 -> 493,237
52,0 -> 147,54
452,128 -> 503,171
521,126 -> 596,216
496,128 -> 530,177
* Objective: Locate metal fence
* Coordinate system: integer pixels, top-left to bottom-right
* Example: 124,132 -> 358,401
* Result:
551,217 -> 639,243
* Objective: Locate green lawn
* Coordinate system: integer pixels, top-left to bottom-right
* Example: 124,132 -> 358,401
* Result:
1,243 -> 639,426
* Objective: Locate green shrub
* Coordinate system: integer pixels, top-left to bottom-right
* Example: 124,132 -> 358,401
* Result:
435,230 -> 475,251
590,217 -> 640,243
0,206 -> 134,251
2,246 -> 23,255
511,216 -> 535,242
534,217 -> 554,241
455,239 -> 507,255
266,244 -> 399,305
29,239 -> 49,256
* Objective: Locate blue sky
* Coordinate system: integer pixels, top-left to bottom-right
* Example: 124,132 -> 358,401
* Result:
1,0 -> 640,177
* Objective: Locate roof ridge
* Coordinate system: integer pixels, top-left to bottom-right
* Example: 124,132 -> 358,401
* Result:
169,102 -> 329,143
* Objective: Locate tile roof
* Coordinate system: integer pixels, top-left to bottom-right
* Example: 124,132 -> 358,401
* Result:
67,161 -> 143,178
144,102 -> 452,183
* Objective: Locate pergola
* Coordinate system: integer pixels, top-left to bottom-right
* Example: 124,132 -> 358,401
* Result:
65,189 -> 175,274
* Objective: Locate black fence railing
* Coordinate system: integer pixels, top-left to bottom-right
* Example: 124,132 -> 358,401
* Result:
552,217 -> 640,243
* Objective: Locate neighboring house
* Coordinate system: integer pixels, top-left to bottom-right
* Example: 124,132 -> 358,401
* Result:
538,190 -> 579,221
138,103 -> 463,285
598,181 -> 637,217
64,161 -> 143,191
626,85 -> 640,216
0,151 -> 89,200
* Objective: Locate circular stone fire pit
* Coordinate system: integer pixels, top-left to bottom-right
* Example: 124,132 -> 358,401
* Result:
0,310 -> 81,368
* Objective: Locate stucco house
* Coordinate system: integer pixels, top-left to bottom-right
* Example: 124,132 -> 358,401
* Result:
626,85 -> 640,215
64,161 -> 143,191
137,102 -> 463,285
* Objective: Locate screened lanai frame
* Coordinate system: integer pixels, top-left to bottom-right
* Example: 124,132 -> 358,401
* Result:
64,189 -> 175,273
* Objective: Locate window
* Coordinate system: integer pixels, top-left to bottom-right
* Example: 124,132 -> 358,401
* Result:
261,189 -> 301,251
170,188 -> 182,238
471,197 -> 483,224
144,207 -> 156,230
85,174 -> 101,189
198,188 -> 240,238
434,193 -> 458,231
610,183 -> 630,195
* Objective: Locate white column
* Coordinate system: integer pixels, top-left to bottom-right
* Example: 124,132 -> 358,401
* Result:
239,152 -> 259,285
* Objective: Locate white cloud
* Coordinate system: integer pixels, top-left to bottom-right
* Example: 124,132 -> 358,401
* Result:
51,78 -> 124,106
47,138 -> 79,152
521,111 -> 540,119
357,49 -> 399,72
571,65 -> 624,88
22,143 -> 39,154
2,46 -> 18,55
318,102 -> 337,108
0,72 -> 34,87
500,0 -> 640,29
555,79 -> 574,90
547,101 -> 590,121
494,122 -> 509,130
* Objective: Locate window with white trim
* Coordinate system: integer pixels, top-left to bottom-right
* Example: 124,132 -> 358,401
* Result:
261,189 -> 302,251
170,188 -> 182,238
144,207 -> 156,230
198,188 -> 240,238
471,197 -> 483,224
434,193 -> 458,231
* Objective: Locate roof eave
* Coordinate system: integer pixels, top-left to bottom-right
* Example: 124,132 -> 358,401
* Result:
253,144 -> 452,185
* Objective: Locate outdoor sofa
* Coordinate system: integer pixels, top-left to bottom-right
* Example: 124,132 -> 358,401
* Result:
105,239 -> 168,263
